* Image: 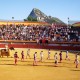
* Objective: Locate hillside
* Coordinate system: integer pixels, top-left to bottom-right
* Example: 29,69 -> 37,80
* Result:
24,8 -> 65,24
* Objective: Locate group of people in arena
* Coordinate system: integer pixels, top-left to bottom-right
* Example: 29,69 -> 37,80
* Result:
14,49 -> 79,68
0,24 -> 80,42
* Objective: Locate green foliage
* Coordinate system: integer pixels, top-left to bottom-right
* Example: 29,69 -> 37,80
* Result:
27,16 -> 37,21
46,18 -> 56,24
24,19 -> 27,21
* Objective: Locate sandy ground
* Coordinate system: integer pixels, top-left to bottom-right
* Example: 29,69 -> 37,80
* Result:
0,48 -> 80,80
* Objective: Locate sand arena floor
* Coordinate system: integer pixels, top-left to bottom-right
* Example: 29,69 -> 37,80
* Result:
0,48 -> 80,80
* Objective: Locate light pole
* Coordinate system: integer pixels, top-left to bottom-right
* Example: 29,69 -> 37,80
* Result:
12,17 -> 14,20
68,17 -> 69,27
7,21 -> 8,27
12,17 -> 15,26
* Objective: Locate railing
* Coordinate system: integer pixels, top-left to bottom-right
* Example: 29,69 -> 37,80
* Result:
0,40 -> 80,45
50,41 -> 80,45
0,40 -> 36,43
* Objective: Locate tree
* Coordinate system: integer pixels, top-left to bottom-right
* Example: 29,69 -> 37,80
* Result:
27,16 -> 37,21
27,16 -> 33,21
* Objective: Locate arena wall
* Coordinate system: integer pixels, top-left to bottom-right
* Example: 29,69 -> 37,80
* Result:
0,44 -> 80,51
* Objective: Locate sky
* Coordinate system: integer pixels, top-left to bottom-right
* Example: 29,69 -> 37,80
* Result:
0,0 -> 80,23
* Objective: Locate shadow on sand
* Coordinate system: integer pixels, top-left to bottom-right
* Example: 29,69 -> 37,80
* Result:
71,69 -> 80,71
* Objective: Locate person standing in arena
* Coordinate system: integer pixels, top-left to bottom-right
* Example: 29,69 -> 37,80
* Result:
33,52 -> 37,66
21,51 -> 24,61
74,53 -> 79,68
26,49 -> 30,59
40,51 -> 43,62
5,44 -> 9,57
14,52 -> 18,65
59,51 -> 62,63
54,52 -> 58,67
65,50 -> 70,60
47,49 -> 51,60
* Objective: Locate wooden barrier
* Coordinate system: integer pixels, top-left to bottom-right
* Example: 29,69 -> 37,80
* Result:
0,40 -> 80,44
0,40 -> 80,51
0,43 -> 80,51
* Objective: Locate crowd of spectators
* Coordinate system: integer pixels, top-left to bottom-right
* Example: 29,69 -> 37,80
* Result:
0,24 -> 80,43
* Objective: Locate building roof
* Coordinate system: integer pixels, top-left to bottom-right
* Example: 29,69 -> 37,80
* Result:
72,22 -> 80,27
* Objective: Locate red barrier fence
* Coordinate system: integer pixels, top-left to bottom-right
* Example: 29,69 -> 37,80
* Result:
0,43 -> 80,51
